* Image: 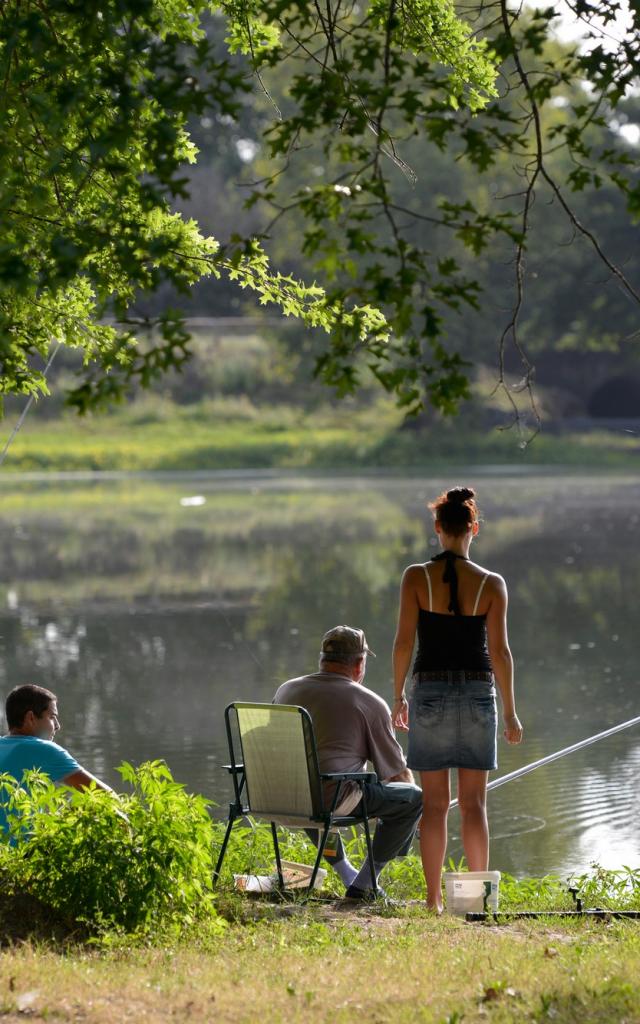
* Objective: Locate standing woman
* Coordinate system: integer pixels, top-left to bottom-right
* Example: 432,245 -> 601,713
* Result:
392,487 -> 523,912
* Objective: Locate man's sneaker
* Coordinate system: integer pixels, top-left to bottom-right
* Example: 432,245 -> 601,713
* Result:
343,883 -> 387,902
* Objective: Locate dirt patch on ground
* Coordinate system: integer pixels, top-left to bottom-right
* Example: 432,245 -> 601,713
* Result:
473,922 -> 580,942
218,894 -> 460,935
218,894 -> 602,942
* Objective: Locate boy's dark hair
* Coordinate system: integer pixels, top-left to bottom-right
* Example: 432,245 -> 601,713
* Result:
5,684 -> 56,729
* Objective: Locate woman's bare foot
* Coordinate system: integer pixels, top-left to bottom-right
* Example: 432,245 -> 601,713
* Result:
426,901 -> 443,915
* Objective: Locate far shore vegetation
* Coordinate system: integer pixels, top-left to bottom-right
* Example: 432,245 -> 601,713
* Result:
2,398 -> 638,474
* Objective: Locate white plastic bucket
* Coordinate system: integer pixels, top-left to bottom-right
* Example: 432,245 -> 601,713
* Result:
444,871 -> 500,916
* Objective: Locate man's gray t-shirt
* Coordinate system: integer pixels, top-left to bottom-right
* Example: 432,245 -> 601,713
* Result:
273,671 -> 407,814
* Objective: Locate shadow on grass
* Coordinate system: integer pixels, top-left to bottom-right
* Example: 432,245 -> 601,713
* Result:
0,890 -> 86,947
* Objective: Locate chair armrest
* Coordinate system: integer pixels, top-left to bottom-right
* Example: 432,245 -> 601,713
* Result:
321,771 -> 378,784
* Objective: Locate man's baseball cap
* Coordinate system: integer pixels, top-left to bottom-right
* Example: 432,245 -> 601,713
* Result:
320,625 -> 376,660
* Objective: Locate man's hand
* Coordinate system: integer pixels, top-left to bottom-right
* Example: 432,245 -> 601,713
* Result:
386,767 -> 415,785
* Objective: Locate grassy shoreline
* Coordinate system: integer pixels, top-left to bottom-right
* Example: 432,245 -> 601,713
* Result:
3,827 -> 639,1023
0,398 -> 639,472
1,909 -> 639,1023
1,796 -> 639,1022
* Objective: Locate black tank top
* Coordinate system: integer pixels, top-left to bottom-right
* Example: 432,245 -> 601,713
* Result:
412,551 -> 492,674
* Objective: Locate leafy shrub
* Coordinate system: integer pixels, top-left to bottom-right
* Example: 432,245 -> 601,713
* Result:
567,864 -> 640,911
498,871 -> 570,912
0,762 -> 224,937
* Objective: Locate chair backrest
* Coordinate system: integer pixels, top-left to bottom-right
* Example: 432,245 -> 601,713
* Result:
226,703 -> 324,822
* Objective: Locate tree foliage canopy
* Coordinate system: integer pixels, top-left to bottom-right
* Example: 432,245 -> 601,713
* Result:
1,0 -> 639,420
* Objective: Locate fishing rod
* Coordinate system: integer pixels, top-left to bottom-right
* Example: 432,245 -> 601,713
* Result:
449,713 -> 640,810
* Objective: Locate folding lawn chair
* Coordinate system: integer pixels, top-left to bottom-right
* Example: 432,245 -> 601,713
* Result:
213,702 -> 378,897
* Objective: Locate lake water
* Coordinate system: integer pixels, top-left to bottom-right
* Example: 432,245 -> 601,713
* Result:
0,471 -> 638,880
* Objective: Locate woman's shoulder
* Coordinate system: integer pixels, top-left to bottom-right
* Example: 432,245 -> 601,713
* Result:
401,562 -> 430,581
466,559 -> 506,582
471,566 -> 508,596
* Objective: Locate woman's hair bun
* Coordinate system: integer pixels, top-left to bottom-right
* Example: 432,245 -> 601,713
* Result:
429,485 -> 479,536
446,486 -> 475,504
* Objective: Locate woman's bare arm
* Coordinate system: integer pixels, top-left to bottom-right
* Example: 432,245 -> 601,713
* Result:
392,566 -> 420,730
485,574 -> 523,745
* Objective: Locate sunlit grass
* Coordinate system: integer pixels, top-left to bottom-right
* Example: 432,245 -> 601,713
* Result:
1,396 -> 638,472
0,908 -> 638,1023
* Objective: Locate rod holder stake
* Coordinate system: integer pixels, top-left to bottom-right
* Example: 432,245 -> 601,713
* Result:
568,886 -> 583,913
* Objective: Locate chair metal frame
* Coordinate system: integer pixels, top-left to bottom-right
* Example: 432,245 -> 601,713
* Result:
213,701 -> 379,897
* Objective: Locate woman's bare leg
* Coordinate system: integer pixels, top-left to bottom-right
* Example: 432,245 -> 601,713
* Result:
419,769 -> 450,911
457,768 -> 489,870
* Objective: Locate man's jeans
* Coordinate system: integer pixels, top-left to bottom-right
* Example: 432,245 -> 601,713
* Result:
306,780 -> 422,866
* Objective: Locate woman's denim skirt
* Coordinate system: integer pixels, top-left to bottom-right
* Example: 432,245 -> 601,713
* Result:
407,672 -> 498,772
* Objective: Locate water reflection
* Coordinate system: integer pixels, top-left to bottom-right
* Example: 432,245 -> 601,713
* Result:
0,473 -> 638,877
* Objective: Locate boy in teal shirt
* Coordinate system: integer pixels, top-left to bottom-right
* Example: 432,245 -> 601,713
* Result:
0,683 -> 112,836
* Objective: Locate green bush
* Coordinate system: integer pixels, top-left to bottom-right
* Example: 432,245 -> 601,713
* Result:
567,864 -> 640,911
0,762 -> 225,937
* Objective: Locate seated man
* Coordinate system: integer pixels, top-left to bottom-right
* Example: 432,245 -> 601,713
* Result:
273,625 -> 422,900
0,683 -> 113,837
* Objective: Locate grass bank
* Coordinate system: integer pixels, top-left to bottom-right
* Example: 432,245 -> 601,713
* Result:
1,909 -> 639,1023
1,396 -> 639,472
1,787 -> 639,1022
